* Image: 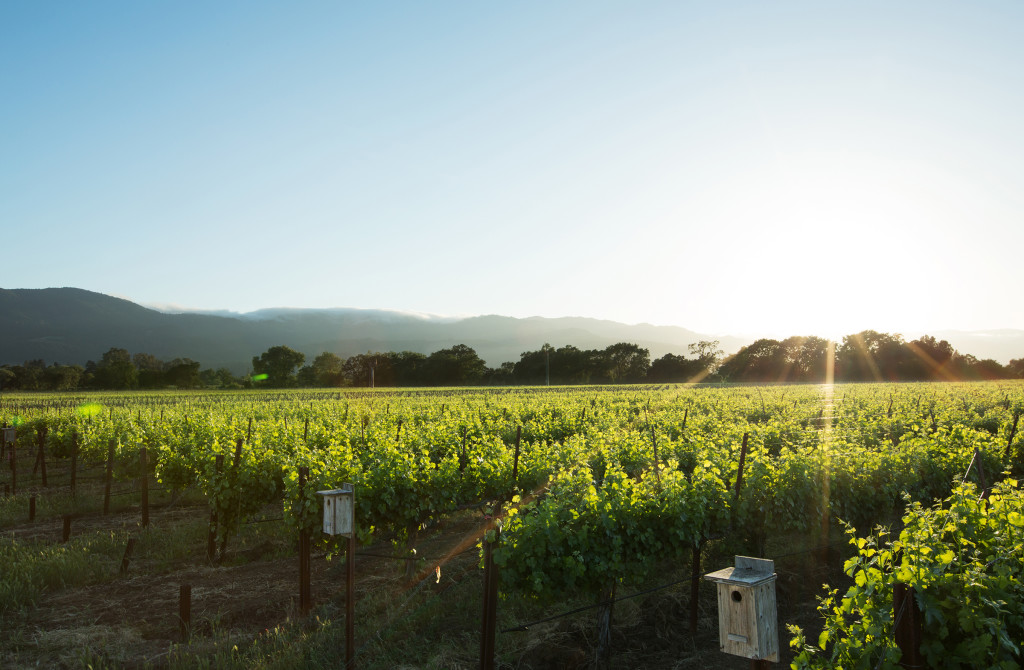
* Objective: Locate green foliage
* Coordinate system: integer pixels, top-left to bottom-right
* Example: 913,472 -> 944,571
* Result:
791,480 -> 1024,669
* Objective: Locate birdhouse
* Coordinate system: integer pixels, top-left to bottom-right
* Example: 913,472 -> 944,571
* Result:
704,556 -> 779,662
1,427 -> 15,445
317,484 -> 355,536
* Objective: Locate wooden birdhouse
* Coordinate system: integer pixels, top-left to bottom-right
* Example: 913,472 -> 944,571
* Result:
704,556 -> 779,662
317,484 -> 354,537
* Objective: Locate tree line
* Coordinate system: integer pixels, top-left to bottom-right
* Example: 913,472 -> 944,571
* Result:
1,331 -> 1022,391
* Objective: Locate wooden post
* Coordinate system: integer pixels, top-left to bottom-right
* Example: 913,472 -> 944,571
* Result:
460,427 -> 468,472
595,581 -> 616,668
70,431 -> 78,496
179,584 -> 192,641
9,443 -> 16,497
298,466 -> 311,616
207,455 -> 223,562
103,439 -> 115,515
651,424 -> 660,485
29,495 -> 36,521
35,425 -> 48,486
973,446 -> 989,500
120,537 -> 137,574
511,426 -> 521,496
304,418 -> 309,444
62,515 -> 72,542
246,417 -> 252,444
346,533 -> 355,669
734,433 -> 749,500
689,540 -> 703,635
480,528 -> 500,669
232,437 -> 244,469
140,447 -> 149,528
894,583 -> 923,669
1005,412 -> 1020,460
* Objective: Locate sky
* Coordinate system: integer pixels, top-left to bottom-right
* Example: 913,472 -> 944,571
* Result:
3,1 -> 1023,341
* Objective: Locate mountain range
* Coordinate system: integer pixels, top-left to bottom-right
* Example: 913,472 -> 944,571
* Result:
1,288 -> 1021,374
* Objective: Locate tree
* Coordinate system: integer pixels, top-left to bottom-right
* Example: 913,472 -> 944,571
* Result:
165,358 -> 201,389
647,353 -> 705,382
133,353 -> 165,387
906,335 -> 956,380
0,367 -> 17,391
343,353 -> 388,387
44,363 -> 83,390
389,351 -> 428,386
94,348 -> 138,389
836,331 -> 908,381
425,344 -> 487,385
718,339 -> 784,382
485,361 -> 515,385
251,346 -> 305,387
783,336 -> 832,383
688,340 -> 724,378
602,342 -> 651,383
299,352 -> 347,387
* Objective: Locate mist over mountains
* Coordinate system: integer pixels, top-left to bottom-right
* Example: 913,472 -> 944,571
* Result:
2,288 -> 1021,374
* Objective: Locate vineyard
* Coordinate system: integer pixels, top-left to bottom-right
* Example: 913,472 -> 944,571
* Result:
2,381 -> 1023,669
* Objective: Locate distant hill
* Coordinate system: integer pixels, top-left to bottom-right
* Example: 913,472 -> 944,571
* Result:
0,288 -> 751,373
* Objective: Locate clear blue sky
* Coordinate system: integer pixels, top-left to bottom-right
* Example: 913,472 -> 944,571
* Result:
4,1 -> 1023,339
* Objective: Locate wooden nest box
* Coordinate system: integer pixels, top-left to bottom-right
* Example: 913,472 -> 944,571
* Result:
704,556 -> 779,662
317,484 -> 354,537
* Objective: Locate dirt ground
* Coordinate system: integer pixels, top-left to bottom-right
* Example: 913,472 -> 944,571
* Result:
3,492 -> 839,669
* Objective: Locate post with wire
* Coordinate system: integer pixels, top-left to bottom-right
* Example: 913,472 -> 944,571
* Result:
318,484 -> 355,668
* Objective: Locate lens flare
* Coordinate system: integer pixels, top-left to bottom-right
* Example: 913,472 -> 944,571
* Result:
76,403 -> 104,417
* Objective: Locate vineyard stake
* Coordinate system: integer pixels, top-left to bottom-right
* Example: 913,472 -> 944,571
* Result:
346,533 -> 355,669
70,431 -> 78,496
140,447 -> 149,528
62,515 -> 71,542
974,447 -> 989,502
511,426 -> 522,495
9,444 -> 16,496
120,537 -> 137,575
480,527 -> 500,669
179,584 -> 191,641
207,455 -> 223,562
460,427 -> 468,472
298,466 -> 311,616
651,425 -> 660,486
29,495 -> 36,521
1006,412 -> 1020,460
893,583 -> 923,668
688,539 -> 704,635
246,417 -> 252,444
103,440 -> 115,515
734,433 -> 749,501
304,418 -> 309,443
232,437 -> 244,469
33,425 -> 48,486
